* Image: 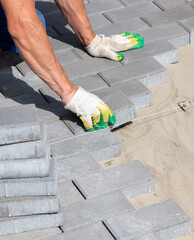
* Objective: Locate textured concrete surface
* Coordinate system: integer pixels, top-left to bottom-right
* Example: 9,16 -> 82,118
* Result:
104,199 -> 190,240
74,161 -> 154,199
0,0 -> 192,238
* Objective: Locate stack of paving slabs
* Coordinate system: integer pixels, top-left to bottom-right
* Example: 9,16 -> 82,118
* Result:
0,104 -> 63,236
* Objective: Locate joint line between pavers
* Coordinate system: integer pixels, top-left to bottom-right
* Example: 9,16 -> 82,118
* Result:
97,72 -> 111,87
102,220 -> 117,240
72,180 -> 87,200
139,16 -> 152,28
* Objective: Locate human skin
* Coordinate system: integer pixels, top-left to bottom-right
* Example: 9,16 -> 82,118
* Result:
0,0 -> 95,105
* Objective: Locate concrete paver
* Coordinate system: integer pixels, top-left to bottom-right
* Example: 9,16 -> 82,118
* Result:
0,158 -> 57,197
179,17 -> 194,43
50,129 -> 121,161
61,191 -> 134,232
0,104 -> 41,145
104,199 -> 190,240
98,57 -> 166,87
57,153 -> 102,182
0,196 -> 59,217
74,161 -> 154,199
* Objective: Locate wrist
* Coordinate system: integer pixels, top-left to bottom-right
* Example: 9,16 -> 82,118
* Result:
61,84 -> 78,106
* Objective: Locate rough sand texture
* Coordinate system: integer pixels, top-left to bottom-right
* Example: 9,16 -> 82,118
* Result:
100,44 -> 194,240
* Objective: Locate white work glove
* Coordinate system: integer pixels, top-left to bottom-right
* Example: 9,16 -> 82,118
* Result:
65,87 -> 116,131
85,33 -> 144,61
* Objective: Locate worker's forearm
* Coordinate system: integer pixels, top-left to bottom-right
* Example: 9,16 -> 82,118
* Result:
1,0 -> 77,105
55,0 -> 95,46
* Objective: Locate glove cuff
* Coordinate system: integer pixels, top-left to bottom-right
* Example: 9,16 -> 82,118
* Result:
65,86 -> 87,112
85,35 -> 102,51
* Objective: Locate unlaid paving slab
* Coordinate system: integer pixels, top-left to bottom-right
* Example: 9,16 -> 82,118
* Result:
98,57 -> 166,88
63,58 -> 121,80
95,17 -> 149,35
46,120 -> 74,143
61,191 -> 135,232
141,6 -> 194,27
0,151 -> 51,179
0,125 -> 47,160
0,104 -> 41,145
0,157 -> 57,197
47,222 -> 114,240
104,199 -> 190,240
50,129 -> 121,161
137,22 -> 189,48
0,196 -> 59,217
85,0 -> 124,15
94,80 -> 152,110
58,181 -> 84,206
100,90 -> 137,129
122,40 -> 178,66
153,0 -> 191,10
103,2 -> 161,23
0,208 -> 63,236
179,16 -> 194,43
57,153 -> 102,182
74,160 -> 154,199
61,90 -> 136,133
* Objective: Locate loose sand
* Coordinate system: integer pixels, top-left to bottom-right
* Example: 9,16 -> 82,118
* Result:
100,44 -> 194,240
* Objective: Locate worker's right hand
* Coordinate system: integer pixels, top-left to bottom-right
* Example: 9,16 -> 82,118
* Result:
65,87 -> 116,131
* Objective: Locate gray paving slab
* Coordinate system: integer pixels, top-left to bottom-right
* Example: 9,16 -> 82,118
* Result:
131,233 -> 160,240
57,153 -> 102,182
104,199 -> 190,240
95,17 -> 149,35
37,101 -> 66,123
137,22 -> 189,48
15,61 -> 34,77
122,40 -> 178,66
49,36 -> 73,53
63,58 -> 121,80
74,160 -> 154,199
89,13 -> 112,31
61,90 -> 136,133
0,208 -> 63,236
55,49 -> 81,66
72,47 -> 92,60
0,157 -> 57,197
39,75 -> 108,103
141,6 -> 194,27
47,222 -> 114,240
103,2 -> 161,23
98,57 -> 166,88
153,0 -> 191,10
0,227 -> 61,240
100,90 -> 137,129
179,17 -> 194,43
61,191 -> 135,232
58,181 -> 84,206
119,0 -> 152,7
46,120 -> 74,143
50,129 -> 121,161
11,90 -> 48,107
0,196 -> 59,217
0,104 -> 41,145
0,151 -> 51,179
46,25 -> 60,38
94,80 -> 152,110
0,67 -> 36,97
0,125 -> 47,160
85,0 -> 124,15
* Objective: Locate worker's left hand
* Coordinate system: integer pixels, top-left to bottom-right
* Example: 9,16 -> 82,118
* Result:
65,87 -> 116,131
85,32 -> 144,61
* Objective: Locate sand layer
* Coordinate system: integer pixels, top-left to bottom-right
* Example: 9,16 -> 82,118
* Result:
100,44 -> 194,240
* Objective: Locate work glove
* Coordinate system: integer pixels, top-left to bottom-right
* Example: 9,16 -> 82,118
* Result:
65,87 -> 116,131
85,32 -> 144,61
